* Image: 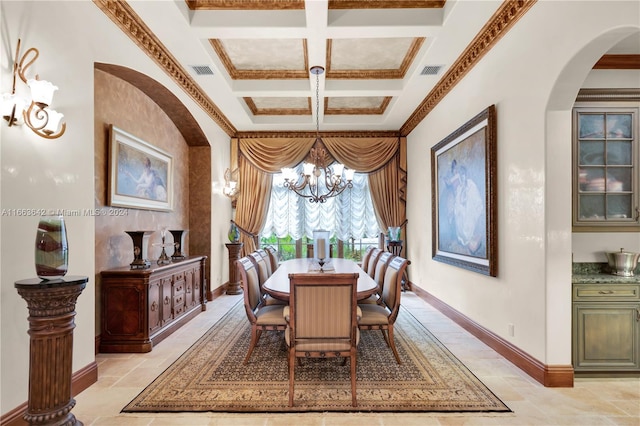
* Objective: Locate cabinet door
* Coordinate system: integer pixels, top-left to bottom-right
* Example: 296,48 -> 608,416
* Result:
573,303 -> 640,370
148,279 -> 162,334
192,265 -> 202,306
161,277 -> 173,325
573,107 -> 639,230
185,267 -> 198,308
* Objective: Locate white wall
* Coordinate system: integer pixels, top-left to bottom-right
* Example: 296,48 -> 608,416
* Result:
405,0 -> 640,365
0,1 -> 231,413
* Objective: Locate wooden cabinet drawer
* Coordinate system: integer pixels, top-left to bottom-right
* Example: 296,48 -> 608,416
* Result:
174,293 -> 185,309
173,278 -> 185,296
573,284 -> 640,301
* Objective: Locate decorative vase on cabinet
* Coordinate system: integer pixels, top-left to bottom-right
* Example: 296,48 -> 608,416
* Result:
35,215 -> 68,280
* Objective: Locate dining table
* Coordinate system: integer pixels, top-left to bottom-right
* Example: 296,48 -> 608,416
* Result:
262,257 -> 378,302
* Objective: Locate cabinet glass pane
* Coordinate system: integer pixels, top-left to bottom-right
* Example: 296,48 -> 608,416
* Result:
574,107 -> 637,228
607,141 -> 632,165
606,194 -> 633,219
606,114 -> 632,139
579,114 -> 605,138
606,168 -> 632,192
579,194 -> 605,219
581,168 -> 605,192
579,141 -> 605,165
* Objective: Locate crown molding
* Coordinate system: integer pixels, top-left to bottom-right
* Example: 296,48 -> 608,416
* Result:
400,0 -> 538,136
93,0 -> 237,137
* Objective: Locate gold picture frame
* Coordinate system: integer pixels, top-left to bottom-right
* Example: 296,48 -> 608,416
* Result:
108,125 -> 173,211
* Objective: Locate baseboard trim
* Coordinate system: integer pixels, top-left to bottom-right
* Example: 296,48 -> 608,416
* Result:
410,284 -> 574,387
1,361 -> 98,426
210,285 -> 227,299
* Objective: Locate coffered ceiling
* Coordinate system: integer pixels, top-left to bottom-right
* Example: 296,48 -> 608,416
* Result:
95,1 -> 639,137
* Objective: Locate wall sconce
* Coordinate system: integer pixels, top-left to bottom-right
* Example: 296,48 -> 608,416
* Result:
223,167 -> 239,207
1,39 -> 66,139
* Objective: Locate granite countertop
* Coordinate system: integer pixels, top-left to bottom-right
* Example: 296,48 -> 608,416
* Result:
573,262 -> 640,284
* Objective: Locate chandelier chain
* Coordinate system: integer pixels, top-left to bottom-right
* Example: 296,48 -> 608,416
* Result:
315,70 -> 320,136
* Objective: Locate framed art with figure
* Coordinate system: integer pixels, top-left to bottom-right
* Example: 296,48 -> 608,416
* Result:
108,125 -> 173,211
431,105 -> 497,276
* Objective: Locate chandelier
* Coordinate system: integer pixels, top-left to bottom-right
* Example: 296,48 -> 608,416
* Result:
281,66 -> 354,203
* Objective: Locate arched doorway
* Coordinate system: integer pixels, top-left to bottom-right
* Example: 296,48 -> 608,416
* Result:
544,27 -> 640,369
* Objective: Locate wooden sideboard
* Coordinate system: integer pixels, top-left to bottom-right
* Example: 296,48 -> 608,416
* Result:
100,255 -> 207,353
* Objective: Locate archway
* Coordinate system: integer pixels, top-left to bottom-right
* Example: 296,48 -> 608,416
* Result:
544,27 -> 640,367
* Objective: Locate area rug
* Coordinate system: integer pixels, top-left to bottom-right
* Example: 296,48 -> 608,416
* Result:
123,301 -> 511,413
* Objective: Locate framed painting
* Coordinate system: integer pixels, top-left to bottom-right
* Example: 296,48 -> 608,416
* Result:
108,125 -> 173,211
431,105 -> 497,276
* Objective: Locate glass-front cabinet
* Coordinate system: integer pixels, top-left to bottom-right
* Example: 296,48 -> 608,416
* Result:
573,107 -> 639,230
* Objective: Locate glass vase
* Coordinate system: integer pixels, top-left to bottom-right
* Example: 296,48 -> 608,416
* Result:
35,215 -> 69,280
228,221 -> 240,243
388,226 -> 401,242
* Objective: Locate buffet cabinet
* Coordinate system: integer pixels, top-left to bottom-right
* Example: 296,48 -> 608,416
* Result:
100,256 -> 207,353
572,282 -> 640,372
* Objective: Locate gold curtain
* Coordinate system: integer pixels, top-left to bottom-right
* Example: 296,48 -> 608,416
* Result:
234,136 -> 405,253
368,154 -> 404,230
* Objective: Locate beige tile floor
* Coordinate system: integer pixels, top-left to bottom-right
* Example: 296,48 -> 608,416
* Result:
74,291 -> 640,426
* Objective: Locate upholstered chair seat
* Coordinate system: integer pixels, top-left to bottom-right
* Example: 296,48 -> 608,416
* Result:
357,304 -> 390,325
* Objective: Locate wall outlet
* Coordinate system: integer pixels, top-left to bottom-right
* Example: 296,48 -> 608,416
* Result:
508,323 -> 515,337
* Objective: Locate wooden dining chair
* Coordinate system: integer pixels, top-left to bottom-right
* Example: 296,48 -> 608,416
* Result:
285,272 -> 360,407
236,257 -> 287,364
358,256 -> 409,364
359,251 -> 393,305
264,246 -> 279,272
360,246 -> 375,273
248,251 -> 285,306
255,248 -> 273,276
365,248 -> 383,278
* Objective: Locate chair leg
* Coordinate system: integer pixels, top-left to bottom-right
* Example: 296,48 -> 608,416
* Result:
350,353 -> 357,407
380,329 -> 390,347
243,326 -> 260,365
288,349 -> 295,407
388,326 -> 402,364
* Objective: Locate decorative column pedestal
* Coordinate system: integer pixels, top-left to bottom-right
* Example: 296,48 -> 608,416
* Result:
14,276 -> 88,426
225,242 -> 243,295
387,240 -> 404,257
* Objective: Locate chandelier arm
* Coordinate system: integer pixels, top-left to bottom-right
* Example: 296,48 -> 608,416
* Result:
24,103 -> 49,131
34,122 -> 66,140
17,47 -> 40,84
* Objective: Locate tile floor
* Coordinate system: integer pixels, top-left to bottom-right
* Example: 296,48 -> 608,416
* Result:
74,291 -> 640,425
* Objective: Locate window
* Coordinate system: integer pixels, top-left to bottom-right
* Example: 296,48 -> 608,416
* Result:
260,167 -> 382,259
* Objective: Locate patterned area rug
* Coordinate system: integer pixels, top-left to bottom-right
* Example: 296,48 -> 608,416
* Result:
123,301 -> 511,413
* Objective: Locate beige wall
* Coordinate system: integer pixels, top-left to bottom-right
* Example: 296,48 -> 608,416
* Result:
94,69 -> 190,270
